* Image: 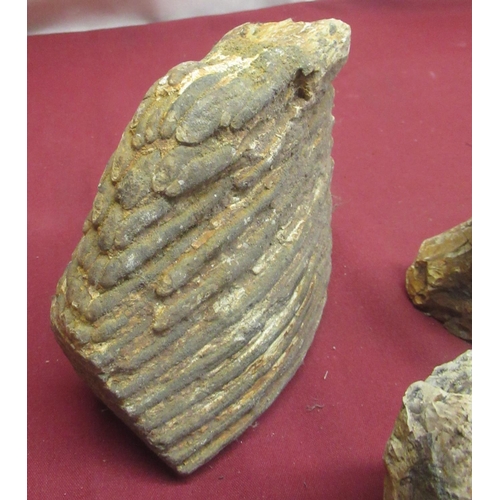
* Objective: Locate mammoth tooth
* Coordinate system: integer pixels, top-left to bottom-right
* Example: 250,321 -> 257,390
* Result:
50,18 -> 351,475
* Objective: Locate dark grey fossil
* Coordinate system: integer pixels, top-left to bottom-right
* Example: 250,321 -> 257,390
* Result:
51,18 -> 351,474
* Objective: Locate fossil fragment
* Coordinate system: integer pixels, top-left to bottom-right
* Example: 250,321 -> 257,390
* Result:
406,220 -> 472,341
50,18 -> 351,474
383,351 -> 472,500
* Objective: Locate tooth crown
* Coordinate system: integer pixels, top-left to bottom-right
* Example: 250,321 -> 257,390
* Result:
50,18 -> 350,474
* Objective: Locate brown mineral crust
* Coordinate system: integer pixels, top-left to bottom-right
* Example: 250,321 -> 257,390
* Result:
406,220 -> 472,341
50,18 -> 350,474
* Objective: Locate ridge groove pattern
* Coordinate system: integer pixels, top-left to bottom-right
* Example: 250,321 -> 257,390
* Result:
50,18 -> 351,474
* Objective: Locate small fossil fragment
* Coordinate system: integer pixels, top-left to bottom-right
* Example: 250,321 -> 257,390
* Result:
406,220 -> 472,340
50,18 -> 350,474
383,351 -> 472,500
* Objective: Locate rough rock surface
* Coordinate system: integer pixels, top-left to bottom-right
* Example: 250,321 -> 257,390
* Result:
50,19 -> 351,474
406,220 -> 472,340
383,350 -> 472,500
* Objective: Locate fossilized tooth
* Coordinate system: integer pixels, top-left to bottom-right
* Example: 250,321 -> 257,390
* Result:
50,18 -> 351,474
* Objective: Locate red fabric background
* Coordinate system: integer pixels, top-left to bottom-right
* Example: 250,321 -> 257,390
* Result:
28,1 -> 471,498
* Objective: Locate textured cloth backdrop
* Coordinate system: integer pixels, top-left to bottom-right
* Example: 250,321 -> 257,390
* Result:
28,0 -> 471,498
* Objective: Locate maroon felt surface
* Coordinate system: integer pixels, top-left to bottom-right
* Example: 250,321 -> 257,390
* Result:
28,1 -> 471,498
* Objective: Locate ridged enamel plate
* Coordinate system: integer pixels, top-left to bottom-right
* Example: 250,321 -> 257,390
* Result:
50,18 -> 350,474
